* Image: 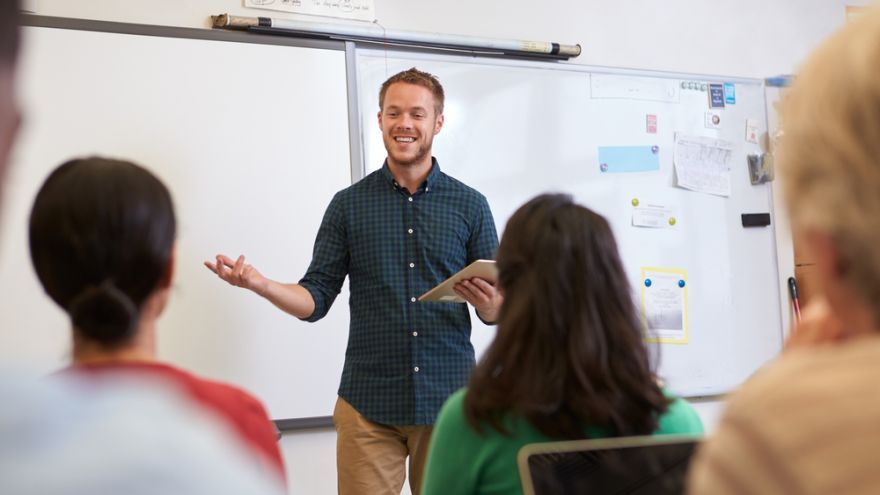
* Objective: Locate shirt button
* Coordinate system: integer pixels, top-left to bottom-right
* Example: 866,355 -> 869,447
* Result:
408,197 -> 413,202
414,366 -> 420,373
412,331 -> 418,337
410,297 -> 416,303
408,228 -> 413,234
409,262 -> 415,268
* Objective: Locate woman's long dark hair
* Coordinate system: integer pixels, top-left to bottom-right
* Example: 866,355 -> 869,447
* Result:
464,193 -> 669,439
29,157 -> 176,348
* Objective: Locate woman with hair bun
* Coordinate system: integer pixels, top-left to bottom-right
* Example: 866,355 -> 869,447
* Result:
28,157 -> 286,483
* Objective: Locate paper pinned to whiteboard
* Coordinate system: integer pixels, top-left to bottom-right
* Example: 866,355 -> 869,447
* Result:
641,267 -> 688,344
673,134 -> 734,197
244,0 -> 376,22
632,202 -> 677,228
598,145 -> 660,173
590,74 -> 680,103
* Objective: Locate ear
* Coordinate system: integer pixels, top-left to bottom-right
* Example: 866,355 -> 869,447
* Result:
806,230 -> 844,283
433,113 -> 444,136
158,243 -> 176,290
377,110 -> 383,127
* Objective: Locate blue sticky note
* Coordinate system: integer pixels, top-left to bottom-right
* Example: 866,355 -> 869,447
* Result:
597,145 -> 660,173
724,82 -> 736,104
709,83 -> 725,108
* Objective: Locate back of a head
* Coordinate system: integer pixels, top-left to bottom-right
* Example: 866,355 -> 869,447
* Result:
466,194 -> 667,438
29,157 -> 176,348
779,7 -> 880,323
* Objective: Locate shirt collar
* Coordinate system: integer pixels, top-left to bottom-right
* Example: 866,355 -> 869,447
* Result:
381,158 -> 441,193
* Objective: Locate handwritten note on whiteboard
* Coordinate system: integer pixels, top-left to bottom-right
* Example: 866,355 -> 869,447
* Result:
244,0 -> 376,22
673,134 -> 734,197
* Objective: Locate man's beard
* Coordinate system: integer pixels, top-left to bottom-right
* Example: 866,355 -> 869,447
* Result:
385,138 -> 431,167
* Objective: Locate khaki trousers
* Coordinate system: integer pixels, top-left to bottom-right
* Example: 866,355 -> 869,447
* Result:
333,397 -> 433,495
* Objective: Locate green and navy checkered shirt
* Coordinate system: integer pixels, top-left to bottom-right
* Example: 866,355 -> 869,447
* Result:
299,159 -> 498,426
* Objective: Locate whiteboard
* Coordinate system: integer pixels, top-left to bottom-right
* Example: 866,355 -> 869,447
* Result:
356,49 -> 783,397
0,23 -> 353,421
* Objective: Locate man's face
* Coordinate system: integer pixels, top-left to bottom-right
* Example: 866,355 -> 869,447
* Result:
0,68 -> 20,209
378,82 -> 443,169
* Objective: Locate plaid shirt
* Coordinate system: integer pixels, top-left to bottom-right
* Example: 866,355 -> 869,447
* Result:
299,159 -> 498,425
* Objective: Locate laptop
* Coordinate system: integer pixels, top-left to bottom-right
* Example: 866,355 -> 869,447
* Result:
518,435 -> 701,495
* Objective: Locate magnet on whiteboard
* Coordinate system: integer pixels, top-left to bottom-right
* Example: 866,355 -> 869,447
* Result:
600,163 -> 608,172
645,279 -> 652,287
705,111 -> 722,129
678,280 -> 686,288
632,198 -> 640,207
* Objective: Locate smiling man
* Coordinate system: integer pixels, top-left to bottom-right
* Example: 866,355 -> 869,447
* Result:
207,68 -> 502,495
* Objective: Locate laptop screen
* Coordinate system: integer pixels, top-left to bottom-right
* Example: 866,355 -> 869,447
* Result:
518,435 -> 700,495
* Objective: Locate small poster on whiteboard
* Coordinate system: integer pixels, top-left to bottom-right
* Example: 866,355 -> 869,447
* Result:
641,267 -> 688,344
244,0 -> 376,22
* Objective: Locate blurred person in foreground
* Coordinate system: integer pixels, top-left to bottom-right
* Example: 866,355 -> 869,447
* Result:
688,7 -> 880,494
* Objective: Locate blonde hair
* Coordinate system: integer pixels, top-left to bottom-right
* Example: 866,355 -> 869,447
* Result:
378,67 -> 445,115
779,6 -> 880,318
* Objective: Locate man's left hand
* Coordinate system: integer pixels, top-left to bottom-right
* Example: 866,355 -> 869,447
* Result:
453,277 -> 502,324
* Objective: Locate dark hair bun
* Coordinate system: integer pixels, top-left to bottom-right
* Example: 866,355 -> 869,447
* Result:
68,281 -> 138,346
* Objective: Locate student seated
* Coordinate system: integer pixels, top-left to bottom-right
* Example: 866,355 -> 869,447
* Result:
688,7 -> 880,494
421,193 -> 703,495
28,157 -> 286,483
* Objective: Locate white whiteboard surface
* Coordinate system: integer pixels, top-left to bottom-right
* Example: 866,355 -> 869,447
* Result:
0,25 -> 352,420
357,49 -> 783,397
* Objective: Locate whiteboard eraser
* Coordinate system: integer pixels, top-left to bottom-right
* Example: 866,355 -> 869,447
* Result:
741,213 -> 771,227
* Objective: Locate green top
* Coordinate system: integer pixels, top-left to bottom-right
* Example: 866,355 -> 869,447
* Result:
421,388 -> 704,495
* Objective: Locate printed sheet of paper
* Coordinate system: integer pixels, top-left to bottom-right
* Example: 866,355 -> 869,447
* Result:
673,134 -> 734,197
244,0 -> 376,22
632,202 -> 676,228
641,267 -> 688,344
745,118 -> 760,143
723,82 -> 736,105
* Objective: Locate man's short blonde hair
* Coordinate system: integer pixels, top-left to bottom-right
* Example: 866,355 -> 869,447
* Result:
378,67 -> 445,116
779,6 -> 880,320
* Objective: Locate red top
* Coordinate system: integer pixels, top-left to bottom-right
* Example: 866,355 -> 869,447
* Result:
69,361 -> 286,483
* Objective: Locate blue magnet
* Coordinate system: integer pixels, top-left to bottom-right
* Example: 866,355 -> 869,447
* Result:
644,279 -> 652,287
651,145 -> 659,154
678,280 -> 686,288
600,163 -> 608,172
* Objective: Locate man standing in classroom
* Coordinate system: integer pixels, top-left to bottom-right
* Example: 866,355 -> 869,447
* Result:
207,67 -> 502,495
